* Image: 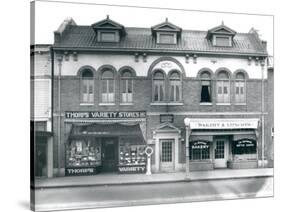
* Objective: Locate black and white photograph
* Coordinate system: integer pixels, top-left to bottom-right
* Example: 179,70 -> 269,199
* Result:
29,0 -> 275,211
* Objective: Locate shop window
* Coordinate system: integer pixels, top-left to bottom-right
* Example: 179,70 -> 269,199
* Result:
121,70 -> 133,103
190,141 -> 210,160
101,69 -> 115,103
216,71 -> 230,103
169,71 -> 182,102
119,137 -> 147,166
153,70 -> 165,102
200,71 -> 212,103
81,69 -> 94,103
66,139 -> 101,167
235,72 -> 246,103
232,139 -> 256,160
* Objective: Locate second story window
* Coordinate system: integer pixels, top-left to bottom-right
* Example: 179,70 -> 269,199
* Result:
153,71 -> 165,102
200,71 -> 212,103
81,69 -> 94,103
101,69 -> 114,103
121,70 -> 133,103
217,70 -> 230,104
235,72 -> 246,104
169,71 -> 181,102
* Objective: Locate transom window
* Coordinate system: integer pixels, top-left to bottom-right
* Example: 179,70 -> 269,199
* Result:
200,71 -> 212,103
121,70 -> 133,103
169,71 -> 181,102
235,72 -> 246,104
153,71 -> 165,102
81,69 -> 94,103
216,70 -> 230,103
101,69 -> 115,103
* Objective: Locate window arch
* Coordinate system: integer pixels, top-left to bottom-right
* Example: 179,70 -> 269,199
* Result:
169,70 -> 182,102
235,72 -> 246,103
152,70 -> 165,102
80,69 -> 94,103
216,70 -> 230,103
121,70 -> 133,103
101,69 -> 115,103
200,71 -> 212,103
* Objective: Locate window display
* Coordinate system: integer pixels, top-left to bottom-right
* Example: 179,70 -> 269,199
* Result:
190,141 -> 210,160
66,139 -> 101,167
119,144 -> 146,166
232,139 -> 257,160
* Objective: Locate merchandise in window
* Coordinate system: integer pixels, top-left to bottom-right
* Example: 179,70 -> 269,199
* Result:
66,139 -> 101,167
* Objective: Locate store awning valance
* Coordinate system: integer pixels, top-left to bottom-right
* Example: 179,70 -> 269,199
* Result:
69,123 -> 145,144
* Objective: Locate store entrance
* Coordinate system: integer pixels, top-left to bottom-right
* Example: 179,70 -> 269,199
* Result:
101,137 -> 118,172
35,137 -> 47,177
214,137 -> 229,168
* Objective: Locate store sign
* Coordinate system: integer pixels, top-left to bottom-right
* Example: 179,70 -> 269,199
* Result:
65,167 -> 99,176
186,119 -> 259,129
235,140 -> 256,148
191,141 -> 209,149
160,114 -> 174,123
65,111 -> 146,119
118,165 -> 146,174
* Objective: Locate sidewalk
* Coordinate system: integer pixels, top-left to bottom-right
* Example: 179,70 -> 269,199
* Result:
34,168 -> 273,189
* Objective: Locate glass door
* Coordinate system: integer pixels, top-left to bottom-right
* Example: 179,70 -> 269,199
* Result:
214,139 -> 229,168
160,139 -> 175,172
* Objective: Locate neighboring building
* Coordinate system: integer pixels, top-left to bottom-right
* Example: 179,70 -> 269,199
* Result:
31,44 -> 53,178
51,17 -> 272,177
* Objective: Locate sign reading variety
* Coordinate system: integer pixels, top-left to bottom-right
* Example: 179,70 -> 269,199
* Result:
65,111 -> 146,119
186,119 -> 259,129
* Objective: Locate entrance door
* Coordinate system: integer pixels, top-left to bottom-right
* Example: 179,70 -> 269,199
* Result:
160,139 -> 175,172
214,139 -> 229,168
35,138 -> 47,177
101,138 -> 118,172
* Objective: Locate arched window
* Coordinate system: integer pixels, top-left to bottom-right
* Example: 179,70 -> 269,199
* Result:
81,69 -> 94,103
200,71 -> 212,103
169,71 -> 181,102
216,70 -> 230,103
101,69 -> 114,103
153,70 -> 165,102
121,70 -> 133,103
235,72 -> 246,103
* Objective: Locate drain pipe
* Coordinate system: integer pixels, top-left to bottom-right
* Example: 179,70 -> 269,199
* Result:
261,59 -> 265,167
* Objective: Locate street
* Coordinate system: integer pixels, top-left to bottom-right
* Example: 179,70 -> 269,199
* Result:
34,177 -> 273,211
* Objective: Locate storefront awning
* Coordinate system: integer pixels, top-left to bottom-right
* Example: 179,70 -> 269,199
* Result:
69,123 -> 145,144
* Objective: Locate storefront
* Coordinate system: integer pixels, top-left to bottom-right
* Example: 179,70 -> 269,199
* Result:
184,118 -> 259,171
64,111 -> 147,176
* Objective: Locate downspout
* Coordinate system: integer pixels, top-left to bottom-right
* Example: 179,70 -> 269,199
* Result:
261,59 -> 265,167
57,54 -> 63,175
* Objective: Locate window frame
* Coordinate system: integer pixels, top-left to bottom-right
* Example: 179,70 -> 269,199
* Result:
100,69 -> 115,103
97,30 -> 119,42
156,32 -> 177,44
216,71 -> 231,104
213,35 -> 232,47
234,72 -> 246,104
152,70 -> 166,103
189,141 -> 210,161
199,71 -> 212,103
120,70 -> 134,104
80,69 -> 94,104
168,70 -> 182,102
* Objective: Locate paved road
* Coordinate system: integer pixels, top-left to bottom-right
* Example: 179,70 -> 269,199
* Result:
34,177 -> 273,211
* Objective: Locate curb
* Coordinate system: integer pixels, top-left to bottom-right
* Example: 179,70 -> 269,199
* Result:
33,174 -> 273,189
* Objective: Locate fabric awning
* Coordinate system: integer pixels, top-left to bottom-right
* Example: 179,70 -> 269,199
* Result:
69,123 -> 145,144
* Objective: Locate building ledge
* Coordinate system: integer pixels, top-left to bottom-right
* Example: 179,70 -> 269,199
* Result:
80,103 -> 94,106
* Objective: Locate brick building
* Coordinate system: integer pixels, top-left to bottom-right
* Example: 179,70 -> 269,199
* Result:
50,17 -> 273,177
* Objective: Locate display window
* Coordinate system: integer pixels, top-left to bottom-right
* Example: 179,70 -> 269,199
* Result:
119,137 -> 146,166
66,139 -> 101,167
190,141 -> 210,161
232,139 -> 257,160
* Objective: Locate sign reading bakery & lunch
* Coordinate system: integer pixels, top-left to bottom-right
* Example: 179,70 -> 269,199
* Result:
65,111 -> 146,119
185,119 -> 259,129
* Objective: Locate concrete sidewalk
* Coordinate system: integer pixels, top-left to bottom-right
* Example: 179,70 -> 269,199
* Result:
34,168 -> 273,189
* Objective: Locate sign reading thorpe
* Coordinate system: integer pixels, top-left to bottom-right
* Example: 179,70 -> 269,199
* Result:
65,111 -> 146,119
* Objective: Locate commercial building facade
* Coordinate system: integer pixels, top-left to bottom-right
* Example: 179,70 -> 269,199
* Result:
50,17 -> 273,176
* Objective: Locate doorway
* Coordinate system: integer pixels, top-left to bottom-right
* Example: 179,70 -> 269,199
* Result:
214,137 -> 229,168
101,137 -> 118,172
160,139 -> 175,172
35,137 -> 47,177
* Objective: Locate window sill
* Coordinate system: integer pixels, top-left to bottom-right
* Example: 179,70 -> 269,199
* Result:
150,102 -> 167,106
216,103 -> 231,106
80,103 -> 94,106
200,102 -> 213,106
99,103 -> 115,106
120,102 -> 134,106
234,103 -> 247,105
167,102 -> 184,106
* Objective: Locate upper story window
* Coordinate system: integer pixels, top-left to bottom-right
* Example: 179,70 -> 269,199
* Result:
213,35 -> 231,47
235,72 -> 246,104
101,69 -> 115,103
200,71 -> 212,103
216,70 -> 230,103
157,32 -> 177,44
81,69 -> 94,103
121,70 -> 133,103
153,70 -> 165,102
98,31 -> 119,42
169,71 -> 181,102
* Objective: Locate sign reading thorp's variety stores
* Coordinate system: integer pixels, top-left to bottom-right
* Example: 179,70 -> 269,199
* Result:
65,111 -> 146,119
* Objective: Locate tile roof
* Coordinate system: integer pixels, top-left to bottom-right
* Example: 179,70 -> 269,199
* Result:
53,25 -> 267,56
